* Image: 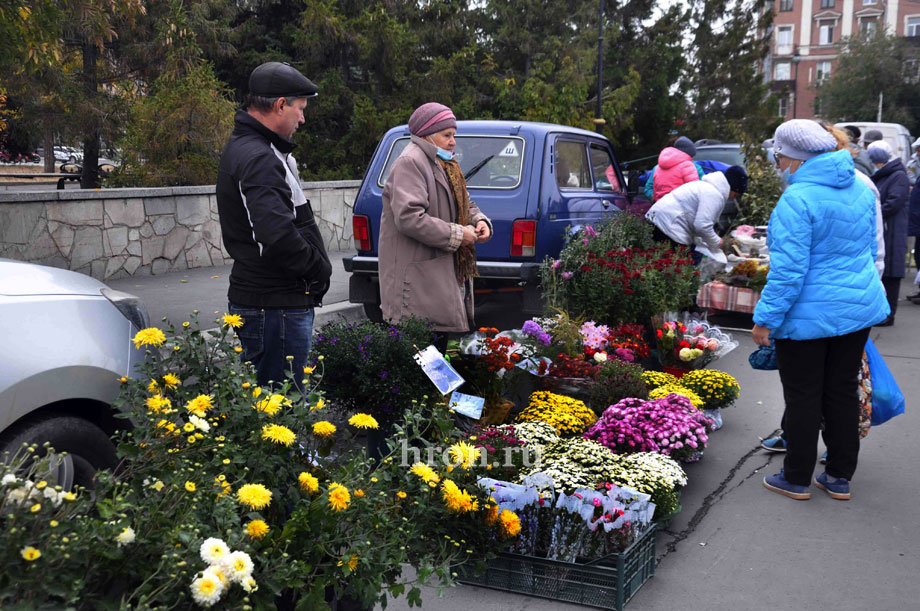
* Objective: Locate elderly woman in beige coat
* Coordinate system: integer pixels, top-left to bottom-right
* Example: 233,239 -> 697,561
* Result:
379,102 -> 492,333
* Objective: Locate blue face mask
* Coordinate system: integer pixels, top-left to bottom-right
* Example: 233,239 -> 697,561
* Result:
435,147 -> 454,161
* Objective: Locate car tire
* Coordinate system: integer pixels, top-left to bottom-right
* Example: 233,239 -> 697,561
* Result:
0,414 -> 118,490
363,302 -> 384,323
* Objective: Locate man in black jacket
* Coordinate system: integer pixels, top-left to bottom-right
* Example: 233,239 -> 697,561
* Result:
217,62 -> 332,388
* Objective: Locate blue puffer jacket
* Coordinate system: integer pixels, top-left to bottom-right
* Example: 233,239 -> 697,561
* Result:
753,149 -> 890,340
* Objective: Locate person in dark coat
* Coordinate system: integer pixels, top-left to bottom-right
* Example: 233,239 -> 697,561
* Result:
869,141 -> 910,324
908,176 -> 920,302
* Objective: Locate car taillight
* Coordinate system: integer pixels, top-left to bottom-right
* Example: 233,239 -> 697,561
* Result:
353,214 -> 372,251
510,219 -> 536,257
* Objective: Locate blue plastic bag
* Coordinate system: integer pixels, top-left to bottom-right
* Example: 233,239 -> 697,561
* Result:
865,337 -> 905,426
749,339 -> 778,370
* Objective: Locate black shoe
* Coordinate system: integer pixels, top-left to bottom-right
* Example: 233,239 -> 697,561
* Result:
909,294 -> 920,304
875,316 -> 894,327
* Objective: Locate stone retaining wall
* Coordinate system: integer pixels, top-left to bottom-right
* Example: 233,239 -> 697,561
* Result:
0,181 -> 360,280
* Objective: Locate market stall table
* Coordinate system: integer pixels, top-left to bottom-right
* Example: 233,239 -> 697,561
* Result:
697,281 -> 761,314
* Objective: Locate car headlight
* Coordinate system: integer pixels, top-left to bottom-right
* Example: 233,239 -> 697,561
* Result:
100,288 -> 150,332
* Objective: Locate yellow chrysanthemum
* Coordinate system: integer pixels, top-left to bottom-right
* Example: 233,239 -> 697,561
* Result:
441,479 -> 475,513
303,365 -> 316,374
396,491 -> 407,499
20,546 -> 41,561
312,421 -> 336,438
245,519 -> 270,540
337,553 -> 359,571
163,373 -> 181,389
328,482 -> 351,512
641,370 -> 679,390
146,395 -> 171,414
298,472 -> 319,494
222,313 -> 244,328
484,501 -> 499,526
185,394 -> 214,417
498,510 -> 522,538
348,413 -> 379,430
261,424 -> 296,446
648,384 -> 704,410
147,379 -> 159,394
311,398 -> 325,411
214,478 -> 232,498
252,386 -> 262,398
133,327 -> 166,349
448,441 -> 481,469
185,481 -> 196,492
237,483 -> 272,510
410,462 -> 440,485
354,489 -> 365,498
253,393 -> 288,416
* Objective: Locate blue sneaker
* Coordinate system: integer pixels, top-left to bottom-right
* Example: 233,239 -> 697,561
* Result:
819,451 -> 827,464
764,469 -> 811,500
761,436 -> 787,452
815,472 -> 850,500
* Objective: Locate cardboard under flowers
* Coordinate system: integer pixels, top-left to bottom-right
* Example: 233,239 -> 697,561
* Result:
458,523 -> 656,611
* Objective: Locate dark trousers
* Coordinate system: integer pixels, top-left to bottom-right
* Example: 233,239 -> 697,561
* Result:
228,302 -> 314,391
774,327 -> 871,485
881,276 -> 901,317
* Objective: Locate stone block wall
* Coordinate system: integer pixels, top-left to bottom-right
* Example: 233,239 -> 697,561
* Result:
0,181 -> 360,280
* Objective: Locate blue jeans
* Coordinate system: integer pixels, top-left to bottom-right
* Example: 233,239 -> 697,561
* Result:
228,302 -> 314,390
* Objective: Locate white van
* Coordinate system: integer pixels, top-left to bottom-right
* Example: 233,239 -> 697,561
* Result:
835,122 -> 913,166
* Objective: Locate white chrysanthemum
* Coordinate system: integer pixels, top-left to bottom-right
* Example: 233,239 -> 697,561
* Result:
6,487 -> 28,505
1,473 -> 17,486
189,415 -> 210,433
199,537 -> 230,565
222,550 -> 254,583
43,487 -> 63,507
116,526 -> 136,547
190,569 -> 225,607
241,575 -> 258,593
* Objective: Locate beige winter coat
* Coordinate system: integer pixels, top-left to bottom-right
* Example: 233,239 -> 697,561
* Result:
379,136 -> 491,332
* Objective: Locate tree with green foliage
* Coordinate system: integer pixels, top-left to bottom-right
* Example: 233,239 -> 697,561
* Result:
816,30 -> 920,132
683,0 -> 779,142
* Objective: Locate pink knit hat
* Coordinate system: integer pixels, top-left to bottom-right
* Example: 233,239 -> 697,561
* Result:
408,102 -> 457,137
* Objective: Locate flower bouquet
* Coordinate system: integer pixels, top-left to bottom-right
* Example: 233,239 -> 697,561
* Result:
453,327 -> 530,424
515,391 -> 596,436
606,452 -> 687,522
582,395 -> 712,463
517,438 -> 620,492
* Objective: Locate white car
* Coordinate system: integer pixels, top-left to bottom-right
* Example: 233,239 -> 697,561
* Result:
0,260 -> 149,488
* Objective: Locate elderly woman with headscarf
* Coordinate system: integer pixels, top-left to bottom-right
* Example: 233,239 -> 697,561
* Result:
753,119 -> 889,502
378,103 -> 492,335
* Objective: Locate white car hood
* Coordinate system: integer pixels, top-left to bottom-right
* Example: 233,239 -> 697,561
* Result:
0,259 -> 107,296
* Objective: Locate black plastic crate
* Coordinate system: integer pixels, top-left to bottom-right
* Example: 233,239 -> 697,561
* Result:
458,524 -> 656,610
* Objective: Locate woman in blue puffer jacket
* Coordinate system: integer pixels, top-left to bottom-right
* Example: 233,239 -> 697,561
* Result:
752,119 -> 889,503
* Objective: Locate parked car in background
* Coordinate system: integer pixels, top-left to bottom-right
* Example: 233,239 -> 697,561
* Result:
345,120 -> 633,320
835,121 -> 913,166
0,260 -> 149,488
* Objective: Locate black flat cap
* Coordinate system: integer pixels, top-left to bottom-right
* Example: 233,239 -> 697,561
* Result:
248,62 -> 318,98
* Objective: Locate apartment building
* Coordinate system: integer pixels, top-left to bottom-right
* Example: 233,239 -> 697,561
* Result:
768,0 -> 920,119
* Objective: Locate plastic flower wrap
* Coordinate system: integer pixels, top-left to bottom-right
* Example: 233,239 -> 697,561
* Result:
515,391 -> 596,436
582,395 -> 712,462
679,369 -> 741,410
680,319 -> 739,362
478,476 -> 656,559
648,385 -> 704,410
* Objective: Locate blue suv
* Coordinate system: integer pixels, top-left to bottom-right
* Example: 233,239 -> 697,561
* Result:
344,120 -> 633,320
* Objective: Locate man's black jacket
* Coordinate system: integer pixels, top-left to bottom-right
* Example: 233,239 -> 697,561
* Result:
217,112 -> 332,308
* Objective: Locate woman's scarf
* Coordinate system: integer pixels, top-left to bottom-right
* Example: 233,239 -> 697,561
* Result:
438,158 -> 478,285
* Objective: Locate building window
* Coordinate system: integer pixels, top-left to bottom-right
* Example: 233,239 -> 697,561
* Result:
814,96 -> 824,116
816,60 -> 832,82
774,61 -> 792,80
778,95 -> 790,117
776,26 -> 794,54
861,19 -> 878,37
821,0 -> 834,7
779,0 -> 794,11
819,20 -> 835,44
908,16 -> 920,36
905,59 -> 920,83
863,0 -> 877,5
